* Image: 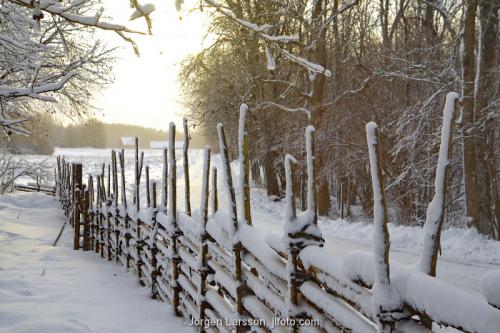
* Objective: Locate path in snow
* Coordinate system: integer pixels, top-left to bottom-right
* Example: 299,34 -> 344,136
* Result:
0,192 -> 189,333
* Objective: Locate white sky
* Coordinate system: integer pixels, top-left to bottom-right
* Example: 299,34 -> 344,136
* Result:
92,1 -> 209,130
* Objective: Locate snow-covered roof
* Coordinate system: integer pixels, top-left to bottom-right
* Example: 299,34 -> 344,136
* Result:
149,141 -> 184,149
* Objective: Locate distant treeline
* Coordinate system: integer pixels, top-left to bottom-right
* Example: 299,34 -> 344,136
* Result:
7,115 -> 206,154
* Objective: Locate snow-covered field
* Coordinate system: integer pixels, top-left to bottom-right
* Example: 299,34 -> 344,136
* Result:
2,147 -> 499,332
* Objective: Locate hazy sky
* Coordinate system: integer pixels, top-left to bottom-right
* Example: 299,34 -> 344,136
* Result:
92,1 -> 209,130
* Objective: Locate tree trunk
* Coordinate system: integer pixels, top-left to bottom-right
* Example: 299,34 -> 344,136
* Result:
264,150 -> 281,197
309,0 -> 332,216
461,0 -> 480,229
474,0 -> 498,236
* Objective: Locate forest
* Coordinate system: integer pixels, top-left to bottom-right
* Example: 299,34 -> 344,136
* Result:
179,0 -> 499,237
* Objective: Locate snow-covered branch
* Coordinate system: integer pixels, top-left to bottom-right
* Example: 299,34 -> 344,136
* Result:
204,0 -> 332,77
0,72 -> 76,99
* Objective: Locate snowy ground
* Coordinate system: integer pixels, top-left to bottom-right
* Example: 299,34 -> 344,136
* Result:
3,148 -> 499,332
0,191 -> 190,333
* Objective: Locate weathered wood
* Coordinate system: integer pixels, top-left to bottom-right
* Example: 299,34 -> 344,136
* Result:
217,123 -> 244,333
107,164 -> 111,200
152,182 -> 157,208
199,147 -> 211,332
72,163 -> 82,250
83,188 -> 91,251
366,122 -> 394,332
168,122 -> 181,316
183,118 -> 191,216
238,104 -> 252,225
162,148 -> 168,208
211,167 -> 218,214
146,166 -> 151,207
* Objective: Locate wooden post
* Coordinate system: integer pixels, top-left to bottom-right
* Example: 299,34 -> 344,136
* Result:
73,163 -> 82,251
284,155 -> 300,332
183,118 -> 191,216
168,122 -> 181,316
152,182 -> 157,209
211,167 -> 218,214
119,149 -> 129,267
119,150 -> 127,208
146,166 -> 151,207
96,175 -> 103,257
419,93 -> 459,276
238,104 -> 252,225
88,175 -> 95,251
162,148 -> 168,208
366,122 -> 394,331
199,147 -> 211,332
134,137 -> 140,211
217,123 -> 243,333
150,181 -> 159,299
135,137 -> 144,281
107,164 -> 111,200
306,126 -> 318,225
112,150 -> 118,205
83,188 -> 90,251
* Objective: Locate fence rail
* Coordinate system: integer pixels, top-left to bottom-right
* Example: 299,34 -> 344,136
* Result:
55,95 -> 500,333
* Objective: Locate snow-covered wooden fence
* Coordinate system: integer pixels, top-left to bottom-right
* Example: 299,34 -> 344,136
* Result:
55,95 -> 500,333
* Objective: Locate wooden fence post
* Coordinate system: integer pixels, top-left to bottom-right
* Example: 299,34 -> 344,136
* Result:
217,123 -> 244,333
83,188 -> 91,251
118,150 -> 129,267
150,181 -> 158,298
238,104 -> 252,225
162,148 -> 168,208
366,122 -> 397,332
152,182 -> 157,209
73,163 -> 82,250
168,122 -> 181,316
419,92 -> 459,277
183,118 -> 191,216
146,166 -> 151,207
135,138 -> 145,281
287,155 -> 299,331
199,147 -> 211,332
211,167 -> 218,214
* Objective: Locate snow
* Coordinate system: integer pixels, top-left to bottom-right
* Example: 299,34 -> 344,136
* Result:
129,3 -> 155,21
0,191 -> 189,333
265,45 -> 276,70
480,270 -> 500,309
392,270 -> 500,333
149,141 -> 184,149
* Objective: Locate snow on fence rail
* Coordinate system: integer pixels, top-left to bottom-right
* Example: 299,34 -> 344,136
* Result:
54,94 -> 500,333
